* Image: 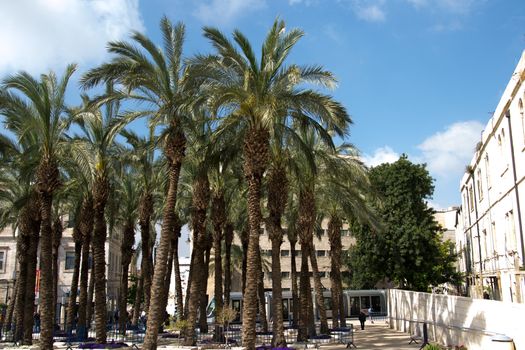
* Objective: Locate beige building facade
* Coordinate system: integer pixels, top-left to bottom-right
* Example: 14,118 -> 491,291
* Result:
457,50 -> 525,303
258,219 -> 355,291
0,217 -> 123,320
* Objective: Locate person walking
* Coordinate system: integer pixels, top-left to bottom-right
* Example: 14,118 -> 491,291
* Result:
358,309 -> 367,330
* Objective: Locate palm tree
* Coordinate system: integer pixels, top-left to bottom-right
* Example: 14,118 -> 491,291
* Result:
70,89 -> 127,343
316,149 -> 381,328
81,18 -> 193,348
0,65 -> 76,348
191,19 -> 350,348
77,195 -> 94,340
115,169 -> 139,334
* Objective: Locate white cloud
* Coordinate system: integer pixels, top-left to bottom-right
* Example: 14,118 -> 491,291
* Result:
0,0 -> 144,75
417,121 -> 484,178
406,0 -> 476,14
354,3 -> 386,22
362,146 -> 400,167
193,0 -> 266,26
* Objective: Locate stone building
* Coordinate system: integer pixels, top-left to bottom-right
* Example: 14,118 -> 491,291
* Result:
0,217 -> 123,321
457,50 -> 525,303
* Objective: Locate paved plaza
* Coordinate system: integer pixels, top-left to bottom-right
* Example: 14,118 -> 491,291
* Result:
333,322 -> 422,350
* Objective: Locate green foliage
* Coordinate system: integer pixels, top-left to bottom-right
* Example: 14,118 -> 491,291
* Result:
423,344 -> 445,350
127,275 -> 143,305
346,155 -> 462,291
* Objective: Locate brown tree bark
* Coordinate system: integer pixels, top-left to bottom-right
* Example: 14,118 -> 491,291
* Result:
309,242 -> 329,334
198,243 -> 211,333
138,192 -> 153,316
65,227 -> 82,333
240,229 -> 248,295
289,235 -> 299,329
266,164 -> 288,346
52,217 -> 63,326
14,209 -> 31,342
211,192 -> 225,341
256,250 -> 268,333
241,128 -> 269,350
92,174 -> 109,343
77,197 -> 93,340
328,217 -> 345,327
37,156 -> 60,349
183,174 -> 209,346
142,130 -> 185,350
173,223 -> 184,321
22,200 -> 40,345
119,222 -> 135,334
223,223 -> 234,307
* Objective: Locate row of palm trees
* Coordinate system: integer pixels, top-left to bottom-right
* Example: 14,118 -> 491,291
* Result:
0,17 -> 379,350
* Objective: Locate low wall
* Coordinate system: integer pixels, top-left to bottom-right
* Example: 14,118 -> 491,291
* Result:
388,289 -> 525,349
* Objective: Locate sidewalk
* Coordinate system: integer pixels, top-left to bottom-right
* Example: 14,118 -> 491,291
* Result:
322,321 -> 422,350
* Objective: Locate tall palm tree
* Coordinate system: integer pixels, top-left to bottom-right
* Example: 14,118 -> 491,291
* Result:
0,65 -> 76,348
115,169 -> 139,334
316,149 -> 381,327
77,195 -> 94,340
191,19 -> 350,348
81,18 -> 193,348
70,89 -> 127,343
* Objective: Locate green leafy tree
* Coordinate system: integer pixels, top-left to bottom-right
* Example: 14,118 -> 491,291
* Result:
347,155 -> 460,292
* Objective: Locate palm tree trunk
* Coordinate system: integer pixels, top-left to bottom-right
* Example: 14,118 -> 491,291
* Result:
267,164 -> 287,346
240,229 -> 248,295
211,192 -> 224,341
142,131 -> 185,350
289,236 -> 299,329
223,223 -> 233,307
328,217 -> 345,327
77,198 -> 93,340
87,257 -> 95,326
139,192 -> 153,316
23,210 -> 40,345
256,250 -> 268,333
183,175 -> 209,346
36,156 -> 60,348
92,175 -> 109,343
241,128 -> 269,349
162,230 -> 176,321
52,217 -> 63,326
14,230 -> 30,341
173,232 -> 184,321
198,244 -> 211,333
119,222 -> 135,334
66,233 -> 82,333
132,274 -> 143,326
38,191 -> 55,348
309,243 -> 329,334
183,251 -> 194,319
77,197 -> 93,341
298,244 -> 310,341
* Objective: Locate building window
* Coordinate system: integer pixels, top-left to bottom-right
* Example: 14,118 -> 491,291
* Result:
280,250 -> 290,257
319,271 -> 329,278
506,211 -> 517,252
477,169 -> 483,201
340,229 -> 351,237
316,250 -> 327,257
485,154 -> 491,189
281,272 -> 290,279
468,185 -> 474,212
0,250 -> 6,272
65,251 -> 76,270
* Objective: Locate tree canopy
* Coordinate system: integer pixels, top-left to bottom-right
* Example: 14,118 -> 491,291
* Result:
346,155 -> 461,292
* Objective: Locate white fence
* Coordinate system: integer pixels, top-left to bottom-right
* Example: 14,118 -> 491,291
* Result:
388,289 -> 525,349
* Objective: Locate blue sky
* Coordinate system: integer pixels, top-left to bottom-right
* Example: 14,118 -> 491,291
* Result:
1,0 -> 525,211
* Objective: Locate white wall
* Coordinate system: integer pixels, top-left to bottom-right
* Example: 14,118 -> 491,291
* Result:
388,288 -> 525,349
